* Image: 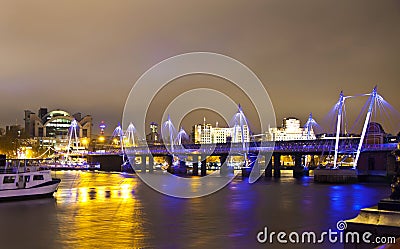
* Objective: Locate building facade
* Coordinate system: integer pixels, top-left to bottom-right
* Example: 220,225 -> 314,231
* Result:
267,117 -> 316,141
146,122 -> 160,145
24,108 -> 92,148
192,121 -> 250,144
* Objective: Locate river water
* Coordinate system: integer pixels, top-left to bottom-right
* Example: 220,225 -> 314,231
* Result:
0,170 -> 390,249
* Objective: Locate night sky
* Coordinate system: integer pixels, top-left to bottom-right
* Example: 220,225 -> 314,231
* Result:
1,1 -> 399,135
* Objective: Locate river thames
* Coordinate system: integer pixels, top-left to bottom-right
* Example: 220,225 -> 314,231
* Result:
0,171 -> 390,249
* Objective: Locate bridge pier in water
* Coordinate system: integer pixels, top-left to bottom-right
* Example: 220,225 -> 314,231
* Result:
192,162 -> 199,176
293,153 -> 308,178
251,154 -> 261,177
165,155 -> 173,174
265,158 -> 272,177
201,155 -> 207,176
273,154 -> 281,177
177,158 -> 187,175
130,155 -> 136,170
148,156 -> 154,173
242,153 -> 258,178
219,155 -> 229,176
192,155 -> 201,176
140,155 -> 146,173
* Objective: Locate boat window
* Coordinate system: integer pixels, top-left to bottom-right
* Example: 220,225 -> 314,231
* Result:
3,176 -> 16,184
33,175 -> 44,181
25,176 -> 30,183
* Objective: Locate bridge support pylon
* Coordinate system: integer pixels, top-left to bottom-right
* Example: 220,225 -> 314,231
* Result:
293,153 -> 308,178
128,155 -> 137,172
178,159 -> 187,175
165,155 -> 173,174
265,158 -> 272,177
148,156 -> 154,173
274,154 -> 281,177
192,162 -> 199,176
141,155 -> 146,173
220,155 -> 229,176
201,155 -> 207,176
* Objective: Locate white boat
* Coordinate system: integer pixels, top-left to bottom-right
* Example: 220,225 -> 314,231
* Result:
0,159 -> 61,201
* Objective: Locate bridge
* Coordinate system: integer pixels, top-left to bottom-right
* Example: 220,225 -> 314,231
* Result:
87,139 -> 397,176
90,139 -> 397,156
82,86 -> 400,179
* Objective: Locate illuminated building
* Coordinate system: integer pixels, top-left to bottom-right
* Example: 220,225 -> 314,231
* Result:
24,108 -> 92,148
193,122 -> 213,144
192,119 -> 250,144
267,117 -> 316,141
146,122 -> 160,144
212,126 -> 230,144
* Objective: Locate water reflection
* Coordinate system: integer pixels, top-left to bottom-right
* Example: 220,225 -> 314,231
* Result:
54,171 -> 149,248
0,171 -> 391,249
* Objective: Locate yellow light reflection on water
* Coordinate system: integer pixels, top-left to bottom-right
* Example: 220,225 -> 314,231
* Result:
54,171 -> 149,248
96,186 -> 105,201
78,187 -> 89,203
120,183 -> 132,199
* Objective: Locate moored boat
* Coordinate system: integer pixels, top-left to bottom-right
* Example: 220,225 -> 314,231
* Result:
0,159 -> 61,201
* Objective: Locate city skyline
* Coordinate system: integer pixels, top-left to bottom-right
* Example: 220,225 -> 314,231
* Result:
1,1 -> 399,134
5,98 -> 400,137
0,2 -> 399,248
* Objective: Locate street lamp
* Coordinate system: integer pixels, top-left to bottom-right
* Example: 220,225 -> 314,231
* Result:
98,136 -> 105,143
81,137 -> 89,147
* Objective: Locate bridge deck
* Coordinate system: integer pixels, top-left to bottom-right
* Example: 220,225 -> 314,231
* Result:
89,140 -> 397,156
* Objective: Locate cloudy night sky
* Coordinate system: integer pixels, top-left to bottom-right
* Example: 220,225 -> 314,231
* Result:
0,0 -> 399,135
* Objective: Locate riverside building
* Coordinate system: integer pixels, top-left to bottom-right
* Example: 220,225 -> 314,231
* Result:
267,117 -> 316,141
192,119 -> 250,144
24,108 -> 92,149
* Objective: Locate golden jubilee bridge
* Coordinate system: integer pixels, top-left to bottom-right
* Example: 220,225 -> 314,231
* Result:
86,139 -> 398,178
83,86 -> 399,180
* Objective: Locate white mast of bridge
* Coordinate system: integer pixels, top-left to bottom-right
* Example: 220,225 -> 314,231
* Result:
333,91 -> 345,169
333,86 -> 378,169
353,86 -> 378,168
113,124 -> 125,162
66,119 -> 79,162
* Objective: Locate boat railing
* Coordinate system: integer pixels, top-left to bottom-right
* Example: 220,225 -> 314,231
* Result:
0,167 -> 17,174
0,165 -> 48,174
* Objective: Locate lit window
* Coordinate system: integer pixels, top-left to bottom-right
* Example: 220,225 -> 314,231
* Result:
3,176 -> 15,184
33,175 -> 44,181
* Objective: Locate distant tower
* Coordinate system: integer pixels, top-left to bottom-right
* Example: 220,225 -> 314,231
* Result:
24,110 -> 33,137
38,108 -> 48,120
99,121 -> 106,135
150,122 -> 158,134
146,122 -> 159,144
